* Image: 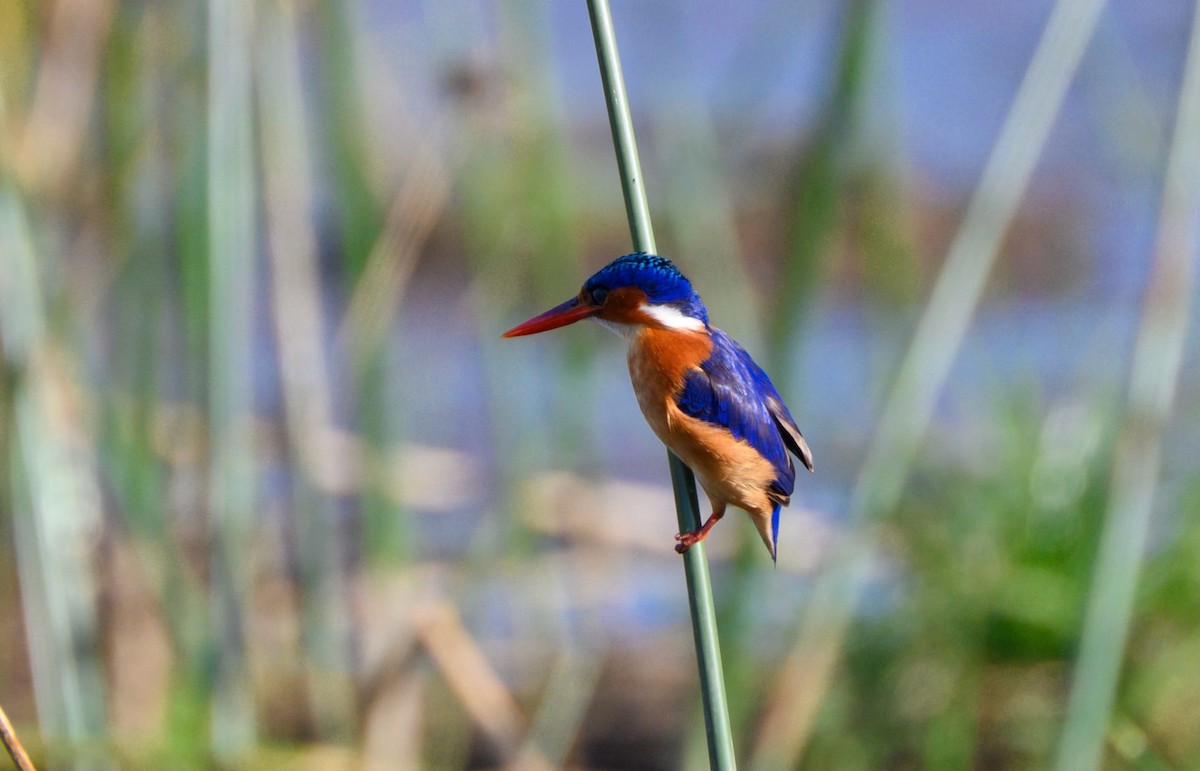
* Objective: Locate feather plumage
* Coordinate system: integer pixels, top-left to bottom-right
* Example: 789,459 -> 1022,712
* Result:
504,252 -> 813,560
674,328 -> 813,557
676,328 -> 811,499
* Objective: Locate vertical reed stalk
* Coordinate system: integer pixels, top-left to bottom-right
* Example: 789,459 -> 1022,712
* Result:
207,0 -> 258,756
1055,3 -> 1200,768
584,1 -> 736,767
257,0 -> 356,741
1,189 -> 109,769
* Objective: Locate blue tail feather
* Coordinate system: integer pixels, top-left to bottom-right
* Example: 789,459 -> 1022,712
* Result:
771,502 -> 781,564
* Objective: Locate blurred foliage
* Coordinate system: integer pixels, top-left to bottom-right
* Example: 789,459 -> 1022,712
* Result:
807,395 -> 1200,770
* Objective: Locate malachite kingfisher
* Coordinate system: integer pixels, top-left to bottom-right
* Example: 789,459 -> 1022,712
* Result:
503,253 -> 813,561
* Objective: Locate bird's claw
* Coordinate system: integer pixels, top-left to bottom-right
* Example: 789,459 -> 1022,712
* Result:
674,531 -> 701,553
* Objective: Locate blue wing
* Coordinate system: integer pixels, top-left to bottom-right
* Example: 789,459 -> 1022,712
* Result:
676,328 -> 813,503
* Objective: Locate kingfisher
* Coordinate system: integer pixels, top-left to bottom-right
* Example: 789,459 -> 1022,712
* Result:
503,253 -> 813,561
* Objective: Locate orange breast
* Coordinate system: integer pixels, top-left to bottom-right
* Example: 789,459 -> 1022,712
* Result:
626,327 -> 777,518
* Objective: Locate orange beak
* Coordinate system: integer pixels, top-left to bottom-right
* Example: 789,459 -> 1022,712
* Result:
502,297 -> 600,337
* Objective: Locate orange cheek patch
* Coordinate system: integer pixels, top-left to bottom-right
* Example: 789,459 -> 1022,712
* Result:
598,287 -> 651,325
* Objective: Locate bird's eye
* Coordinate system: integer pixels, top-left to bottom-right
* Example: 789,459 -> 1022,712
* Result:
589,287 -> 609,305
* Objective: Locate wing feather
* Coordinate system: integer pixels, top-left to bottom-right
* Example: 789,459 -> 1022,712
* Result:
676,328 -> 811,499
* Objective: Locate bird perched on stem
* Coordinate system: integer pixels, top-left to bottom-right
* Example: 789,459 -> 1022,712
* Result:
504,253 -> 813,561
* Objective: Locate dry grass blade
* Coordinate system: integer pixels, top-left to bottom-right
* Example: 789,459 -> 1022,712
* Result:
0,702 -> 37,771
260,0 -> 338,471
338,140 -> 450,366
361,669 -> 424,771
414,601 -> 551,769
15,0 -> 114,194
514,650 -> 603,769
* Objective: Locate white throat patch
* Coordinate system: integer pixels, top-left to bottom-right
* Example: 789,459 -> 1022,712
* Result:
589,302 -> 705,340
640,303 -> 706,332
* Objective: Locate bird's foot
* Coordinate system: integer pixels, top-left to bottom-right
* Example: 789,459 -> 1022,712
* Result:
674,508 -> 726,554
674,529 -> 707,554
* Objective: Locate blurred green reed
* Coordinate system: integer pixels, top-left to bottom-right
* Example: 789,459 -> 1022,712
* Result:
1,189 -> 110,768
1058,5 -> 1200,768
207,0 -> 259,756
751,0 -> 1114,766
768,0 -> 879,382
0,0 -> 1199,769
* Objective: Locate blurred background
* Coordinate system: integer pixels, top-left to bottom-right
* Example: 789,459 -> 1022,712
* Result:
1,0 -> 1199,768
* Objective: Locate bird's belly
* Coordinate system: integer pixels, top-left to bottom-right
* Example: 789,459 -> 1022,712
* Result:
632,382 -> 776,516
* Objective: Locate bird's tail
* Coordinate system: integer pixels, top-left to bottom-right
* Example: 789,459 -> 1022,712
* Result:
770,501 -> 781,564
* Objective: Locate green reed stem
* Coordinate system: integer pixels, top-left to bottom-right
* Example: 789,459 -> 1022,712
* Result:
585,1 -> 736,767
1,187 -> 109,769
207,0 -> 258,756
1055,3 -> 1200,768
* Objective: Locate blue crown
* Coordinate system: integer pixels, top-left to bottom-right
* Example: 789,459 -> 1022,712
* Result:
582,253 -> 708,322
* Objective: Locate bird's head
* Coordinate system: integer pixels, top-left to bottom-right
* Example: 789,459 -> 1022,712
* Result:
503,253 -> 708,339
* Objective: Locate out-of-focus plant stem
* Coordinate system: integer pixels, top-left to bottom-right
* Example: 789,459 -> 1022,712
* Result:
1055,3 -> 1200,768
258,0 -> 356,742
753,0 -> 1109,765
0,188 -> 109,767
768,0 -> 876,382
207,0 -> 258,757
0,701 -> 36,771
585,1 -> 736,767
315,0 -> 381,280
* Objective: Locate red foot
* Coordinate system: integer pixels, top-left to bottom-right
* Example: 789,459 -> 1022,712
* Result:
674,530 -> 706,553
674,508 -> 725,554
